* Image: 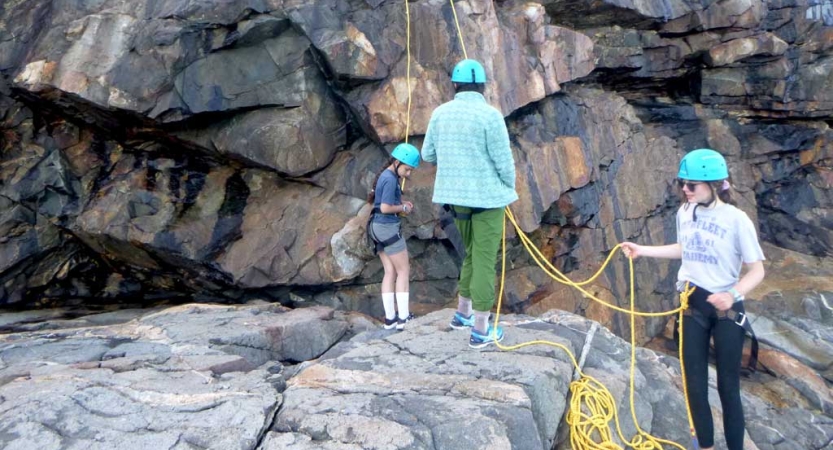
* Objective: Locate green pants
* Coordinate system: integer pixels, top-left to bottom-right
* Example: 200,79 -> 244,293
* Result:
453,206 -> 504,312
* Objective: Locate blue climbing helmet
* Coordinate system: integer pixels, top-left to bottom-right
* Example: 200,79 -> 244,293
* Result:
451,59 -> 487,83
677,148 -> 728,181
391,143 -> 420,168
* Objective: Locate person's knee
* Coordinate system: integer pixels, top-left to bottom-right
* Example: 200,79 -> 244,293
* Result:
684,374 -> 710,398
399,257 -> 410,271
391,257 -> 409,275
396,268 -> 409,282
688,384 -> 710,400
716,376 -> 740,397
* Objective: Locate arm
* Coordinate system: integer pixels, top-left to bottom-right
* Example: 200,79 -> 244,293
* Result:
622,208 -> 684,260
376,177 -> 411,214
486,113 -> 515,188
620,242 -> 682,259
380,203 -> 410,214
421,115 -> 437,164
732,214 -> 767,297
733,260 -> 765,297
707,213 -> 768,310
707,260 -> 765,311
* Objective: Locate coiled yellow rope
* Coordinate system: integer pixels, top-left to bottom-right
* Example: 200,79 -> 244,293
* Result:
493,207 -> 692,449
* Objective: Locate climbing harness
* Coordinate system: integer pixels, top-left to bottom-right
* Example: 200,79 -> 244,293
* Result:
366,206 -> 404,254
438,204 -> 467,260
679,284 -> 760,373
444,204 -> 486,221
437,204 -> 489,262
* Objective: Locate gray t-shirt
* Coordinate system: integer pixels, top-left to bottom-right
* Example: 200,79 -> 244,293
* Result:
373,169 -> 401,224
676,203 -> 765,293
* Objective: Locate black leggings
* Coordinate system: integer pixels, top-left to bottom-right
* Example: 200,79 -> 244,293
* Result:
681,288 -> 746,450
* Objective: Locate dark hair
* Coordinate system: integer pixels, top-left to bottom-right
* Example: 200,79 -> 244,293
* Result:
710,180 -> 736,206
454,82 -> 485,94
367,157 -> 397,204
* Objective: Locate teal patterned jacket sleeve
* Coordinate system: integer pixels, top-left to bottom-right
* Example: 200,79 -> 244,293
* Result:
485,107 -> 515,189
422,113 -> 437,164
421,92 -> 518,208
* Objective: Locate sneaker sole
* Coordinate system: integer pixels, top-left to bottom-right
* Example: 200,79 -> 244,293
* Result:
383,323 -> 397,330
449,323 -> 472,330
469,335 -> 504,349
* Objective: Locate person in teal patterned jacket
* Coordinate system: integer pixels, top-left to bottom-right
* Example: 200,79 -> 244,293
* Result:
421,59 -> 518,348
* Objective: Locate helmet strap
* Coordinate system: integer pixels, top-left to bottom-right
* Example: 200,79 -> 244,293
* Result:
697,197 -> 716,208
696,185 -> 717,209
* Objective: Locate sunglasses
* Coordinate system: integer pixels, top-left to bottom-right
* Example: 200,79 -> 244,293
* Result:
676,179 -> 705,190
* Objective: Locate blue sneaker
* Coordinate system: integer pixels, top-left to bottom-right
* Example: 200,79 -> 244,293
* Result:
450,312 -> 475,330
469,325 -> 504,349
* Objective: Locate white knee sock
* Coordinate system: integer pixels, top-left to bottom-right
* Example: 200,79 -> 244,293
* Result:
382,293 -> 396,320
457,295 -> 472,317
396,292 -> 409,319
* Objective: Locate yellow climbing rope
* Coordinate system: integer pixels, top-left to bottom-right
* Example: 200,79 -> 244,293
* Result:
494,207 -> 692,449
504,208 -> 684,316
401,0 -> 413,193
404,0 -> 413,142
449,0 -> 469,59
677,284 -> 700,448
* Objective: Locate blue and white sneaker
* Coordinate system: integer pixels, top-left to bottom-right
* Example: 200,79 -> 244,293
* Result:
469,325 -> 504,349
450,312 -> 475,330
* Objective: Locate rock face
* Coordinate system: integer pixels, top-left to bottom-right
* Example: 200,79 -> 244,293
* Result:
0,305 -> 830,449
0,0 -> 832,385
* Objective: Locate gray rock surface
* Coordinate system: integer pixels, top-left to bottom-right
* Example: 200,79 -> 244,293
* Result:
0,304 -> 830,449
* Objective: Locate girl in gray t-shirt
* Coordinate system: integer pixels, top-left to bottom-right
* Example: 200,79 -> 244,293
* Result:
620,149 -> 765,450
367,143 -> 419,331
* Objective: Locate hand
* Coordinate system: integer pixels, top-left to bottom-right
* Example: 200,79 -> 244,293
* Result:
707,292 -> 734,311
402,201 -> 414,214
620,242 -> 641,259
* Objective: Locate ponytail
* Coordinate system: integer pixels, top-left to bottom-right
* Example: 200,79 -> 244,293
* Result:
710,179 -> 736,206
367,157 -> 397,204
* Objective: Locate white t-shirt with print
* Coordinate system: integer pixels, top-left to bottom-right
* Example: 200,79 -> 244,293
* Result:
676,202 -> 765,293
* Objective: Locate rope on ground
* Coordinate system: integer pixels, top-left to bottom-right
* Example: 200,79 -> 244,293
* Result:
492,207 -> 691,449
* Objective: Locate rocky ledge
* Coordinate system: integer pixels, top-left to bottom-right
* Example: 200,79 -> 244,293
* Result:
1,302 -> 830,450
